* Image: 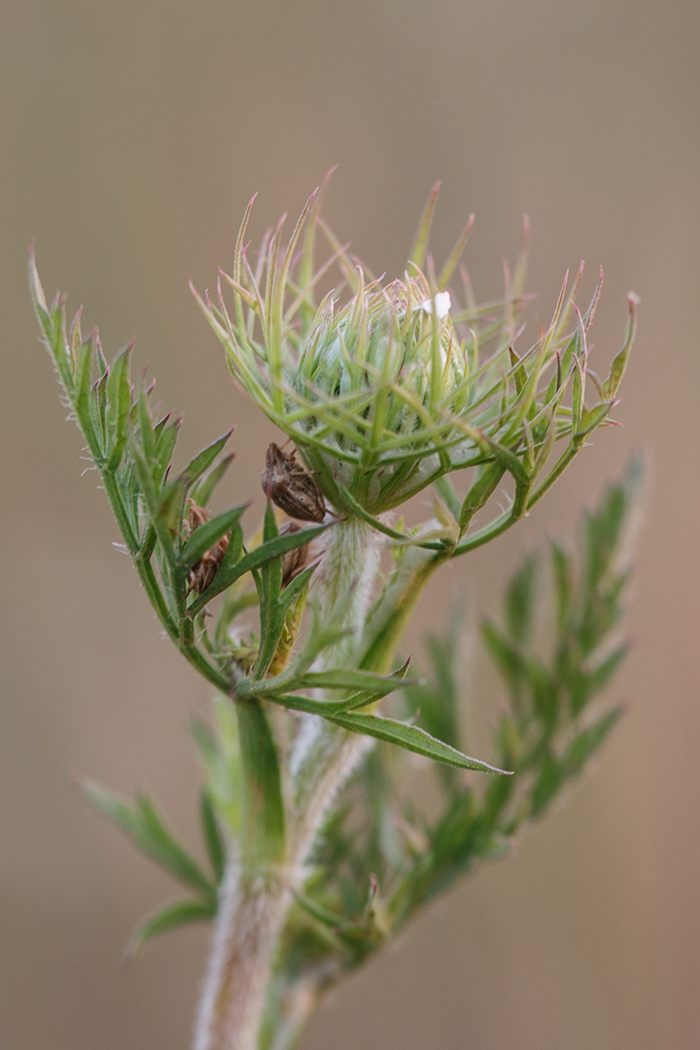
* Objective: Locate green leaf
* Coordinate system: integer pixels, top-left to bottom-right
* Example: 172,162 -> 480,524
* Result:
234,697 -> 286,869
251,503 -> 286,679
408,182 -> 440,270
509,346 -> 527,396
199,789 -> 226,884
292,890 -> 347,930
79,776 -> 141,838
562,707 -> 623,777
551,541 -> 574,633
604,292 -> 638,398
530,663 -> 558,732
240,690 -> 350,718
30,251 -> 75,395
530,750 -> 563,816
179,503 -> 249,569
242,662 -> 415,719
278,559 -> 318,612
438,213 -> 475,290
125,897 -> 216,961
191,700 -> 243,835
571,354 -> 584,433
190,715 -> 219,770
400,618 -> 465,782
187,519 -> 331,614
136,383 -> 156,460
152,415 -> 181,486
105,345 -> 133,469
360,544 -> 444,675
294,663 -> 415,696
135,796 -> 218,900
432,474 -> 462,523
328,712 -> 511,774
73,339 -> 101,459
504,554 -> 538,644
79,778 -> 216,902
587,644 -> 630,696
481,621 -> 529,696
73,338 -> 93,420
577,402 -> 610,438
459,463 -> 506,533
179,430 -> 234,486
158,475 -> 189,536
190,453 -> 236,508
129,441 -> 177,566
28,244 -> 49,315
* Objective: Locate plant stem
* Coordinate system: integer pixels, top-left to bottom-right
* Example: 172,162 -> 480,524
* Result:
265,980 -> 321,1050
315,514 -> 382,667
195,516 -> 406,1050
193,863 -> 292,1050
290,516 -> 380,847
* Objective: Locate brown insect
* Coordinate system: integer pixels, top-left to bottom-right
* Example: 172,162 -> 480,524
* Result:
261,442 -> 326,523
185,500 -> 230,595
279,522 -> 314,587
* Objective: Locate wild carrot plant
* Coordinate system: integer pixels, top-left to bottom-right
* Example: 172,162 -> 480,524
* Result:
31,178 -> 640,1050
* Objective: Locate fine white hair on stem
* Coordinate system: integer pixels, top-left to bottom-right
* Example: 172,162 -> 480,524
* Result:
195,516 -> 382,1050
290,516 -> 381,855
193,861 -> 292,1050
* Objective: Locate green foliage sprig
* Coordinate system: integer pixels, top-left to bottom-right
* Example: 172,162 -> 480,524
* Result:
29,245 -> 503,774
254,459 -> 641,1043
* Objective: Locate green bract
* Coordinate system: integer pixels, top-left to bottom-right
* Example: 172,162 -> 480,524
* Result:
193,181 -> 636,519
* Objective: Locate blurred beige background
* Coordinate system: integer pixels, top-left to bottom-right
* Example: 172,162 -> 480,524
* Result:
2,0 -> 699,1047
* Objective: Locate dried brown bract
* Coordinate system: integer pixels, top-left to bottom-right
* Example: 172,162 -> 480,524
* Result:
186,500 -> 230,595
261,442 -> 326,523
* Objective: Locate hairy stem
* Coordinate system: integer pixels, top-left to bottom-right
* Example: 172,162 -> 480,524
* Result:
314,514 -> 381,667
290,516 -> 380,851
194,864 -> 292,1050
195,517 -> 442,1050
195,517 -> 380,1050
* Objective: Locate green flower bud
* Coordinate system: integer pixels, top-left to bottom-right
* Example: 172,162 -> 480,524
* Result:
193,182 -> 634,519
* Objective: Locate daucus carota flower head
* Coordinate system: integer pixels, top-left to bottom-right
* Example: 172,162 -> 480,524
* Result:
193,179 -> 636,520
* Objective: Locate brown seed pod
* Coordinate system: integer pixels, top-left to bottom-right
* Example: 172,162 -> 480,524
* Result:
261,443 -> 326,523
185,500 -> 230,595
